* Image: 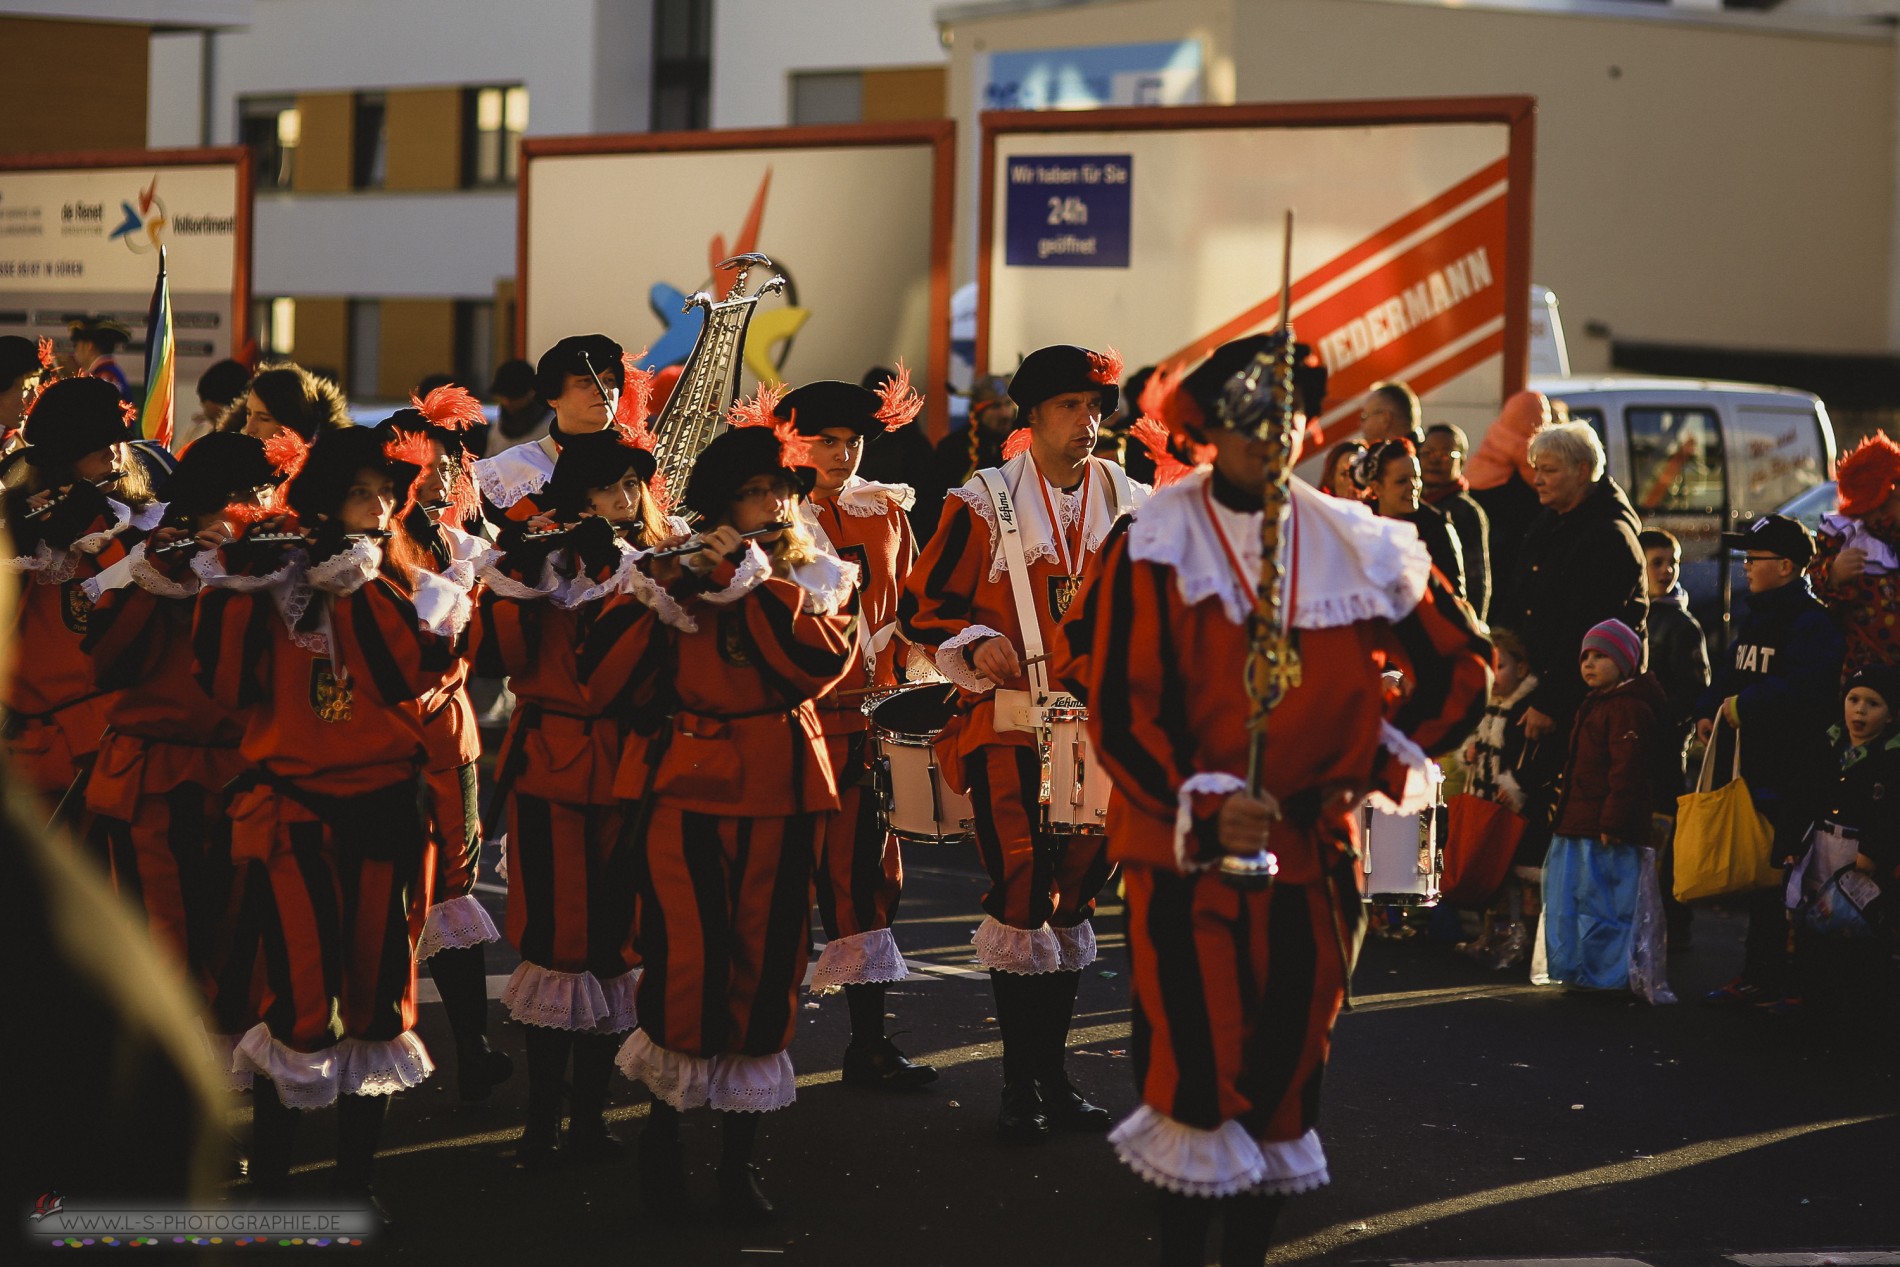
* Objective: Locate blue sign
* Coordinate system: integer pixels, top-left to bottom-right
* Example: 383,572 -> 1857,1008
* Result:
1003,154 -> 1132,269
983,41 -> 1202,111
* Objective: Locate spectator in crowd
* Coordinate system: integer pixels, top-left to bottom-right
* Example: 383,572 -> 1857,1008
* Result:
919,375 -> 1015,540
1640,527 -> 1710,948
0,335 -> 48,451
1809,431 -> 1900,678
1421,422 -> 1492,620
1467,391 -> 1550,619
489,357 -> 553,454
1320,439 -> 1368,501
172,358 -> 251,454
233,363 -> 353,444
857,364 -> 934,525
1499,419 -> 1646,745
68,316 -> 133,401
1541,620 -> 1673,1000
1359,380 -> 1423,446
1787,665 -> 1900,1020
1459,627 -> 1560,968
1364,437 -> 1466,601
1697,514 -> 1844,1013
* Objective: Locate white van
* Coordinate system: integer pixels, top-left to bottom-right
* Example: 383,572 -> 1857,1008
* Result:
1528,374 -> 1836,628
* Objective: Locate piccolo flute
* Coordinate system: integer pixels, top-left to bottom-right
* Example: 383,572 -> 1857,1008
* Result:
24,470 -> 125,520
520,521 -> 642,543
649,522 -> 791,560
155,528 -> 394,555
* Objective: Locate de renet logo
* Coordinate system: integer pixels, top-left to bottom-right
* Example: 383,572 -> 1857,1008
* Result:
109,175 -> 166,253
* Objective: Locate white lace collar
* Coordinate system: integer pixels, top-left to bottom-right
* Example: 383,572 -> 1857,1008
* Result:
948,453 -> 1136,582
472,436 -> 559,509
827,476 -> 916,518
1126,468 -> 1431,629
792,548 -> 860,615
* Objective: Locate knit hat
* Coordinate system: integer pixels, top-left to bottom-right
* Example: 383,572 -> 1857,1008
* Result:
1835,431 -> 1900,519
1580,618 -> 1642,680
1844,664 -> 1900,713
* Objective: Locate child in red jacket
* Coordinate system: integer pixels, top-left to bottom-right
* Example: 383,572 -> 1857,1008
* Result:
1539,619 -> 1676,1001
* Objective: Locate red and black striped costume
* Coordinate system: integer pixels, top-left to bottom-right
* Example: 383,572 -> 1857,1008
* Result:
581,542 -> 858,1112
1,500 -> 156,807
1054,470 -> 1491,1197
475,545 -> 642,1034
897,451 -> 1144,973
81,540 -> 254,1075
194,539 -> 466,1108
802,478 -> 915,991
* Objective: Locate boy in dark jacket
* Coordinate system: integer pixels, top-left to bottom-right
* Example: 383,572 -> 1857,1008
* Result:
1541,620 -> 1674,999
1640,528 -> 1710,947
1696,515 -> 1847,1009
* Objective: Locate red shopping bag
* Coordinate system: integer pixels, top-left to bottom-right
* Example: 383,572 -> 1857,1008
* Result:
1441,793 -> 1525,905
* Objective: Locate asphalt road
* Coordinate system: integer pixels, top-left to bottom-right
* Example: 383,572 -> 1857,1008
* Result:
244,841 -> 1899,1266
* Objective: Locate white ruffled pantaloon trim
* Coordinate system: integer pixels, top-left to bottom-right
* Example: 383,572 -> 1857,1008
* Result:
810,928 -> 910,994
501,961 -> 638,1032
232,1024 -> 434,1109
615,1028 -> 796,1113
198,1023 -> 253,1091
414,894 -> 500,962
1052,919 -> 1097,971
1110,1106 -> 1330,1198
973,915 -> 1064,975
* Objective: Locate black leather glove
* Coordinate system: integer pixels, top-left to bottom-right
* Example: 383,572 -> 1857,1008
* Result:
39,477 -> 111,550
497,526 -> 562,581
571,515 -> 622,581
303,517 -> 354,567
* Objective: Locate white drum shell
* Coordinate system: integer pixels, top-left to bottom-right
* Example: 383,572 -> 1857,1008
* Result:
870,730 -> 974,845
1362,802 -> 1440,904
1041,707 -> 1111,835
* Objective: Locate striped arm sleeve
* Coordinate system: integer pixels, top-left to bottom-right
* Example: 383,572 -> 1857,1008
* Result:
331,579 -> 446,707
743,578 -> 858,702
82,583 -> 163,690
192,588 -> 272,710
576,588 -> 666,714
896,498 -> 986,653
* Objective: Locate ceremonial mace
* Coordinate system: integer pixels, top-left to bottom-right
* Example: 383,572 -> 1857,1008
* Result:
1219,210 -> 1302,891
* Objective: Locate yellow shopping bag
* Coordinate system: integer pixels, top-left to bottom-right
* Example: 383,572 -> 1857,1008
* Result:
1672,723 -> 1778,902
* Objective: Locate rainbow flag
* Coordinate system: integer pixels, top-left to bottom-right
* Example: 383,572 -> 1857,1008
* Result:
139,247 -> 174,450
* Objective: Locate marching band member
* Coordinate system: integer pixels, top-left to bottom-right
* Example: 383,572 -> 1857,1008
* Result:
1054,336 -> 1491,1264
583,419 -> 857,1224
473,333 -> 628,522
898,344 -> 1148,1143
476,426 -> 678,1169
80,432 -> 278,1081
376,389 -> 512,1102
779,374 -> 938,1090
193,425 -> 470,1219
2,376 -> 163,814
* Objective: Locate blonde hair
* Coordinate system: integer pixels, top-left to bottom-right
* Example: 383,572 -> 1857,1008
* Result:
767,513 -> 820,577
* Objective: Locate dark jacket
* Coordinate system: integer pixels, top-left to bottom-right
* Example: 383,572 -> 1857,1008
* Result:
1499,477 -> 1648,728
1645,584 -> 1711,811
1426,483 -> 1491,621
859,420 -> 935,534
1694,576 -> 1844,807
1814,724 -> 1900,921
1471,473 -> 1541,619
1400,504 -> 1467,602
1554,671 -> 1669,844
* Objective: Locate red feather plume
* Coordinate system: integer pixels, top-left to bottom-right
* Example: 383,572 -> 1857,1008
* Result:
119,399 -> 139,429
773,419 -> 812,470
1130,417 -> 1206,488
613,350 -> 657,448
726,380 -> 787,432
262,428 -> 308,487
1087,346 -> 1124,387
35,337 -> 54,370
381,428 -> 437,520
1003,426 -> 1032,461
1836,431 -> 1900,518
222,499 -> 278,530
411,384 -> 485,431
874,360 -> 925,431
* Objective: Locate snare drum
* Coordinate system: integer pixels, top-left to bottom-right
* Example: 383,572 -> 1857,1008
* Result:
1040,704 -> 1112,835
1360,800 -> 1441,906
863,683 -> 974,845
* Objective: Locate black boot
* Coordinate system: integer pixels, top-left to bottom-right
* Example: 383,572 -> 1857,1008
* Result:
637,1101 -> 691,1221
1219,1193 -> 1286,1266
334,1093 -> 393,1230
715,1110 -> 775,1225
990,970 -> 1051,1143
566,1032 -> 626,1161
1034,970 -> 1112,1132
516,1026 -> 570,1171
1157,1190 -> 1217,1267
841,980 -> 938,1090
428,945 -> 513,1101
248,1077 -> 297,1198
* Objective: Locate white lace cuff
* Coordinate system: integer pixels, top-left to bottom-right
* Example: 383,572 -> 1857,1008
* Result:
793,551 -> 859,616
233,1024 -> 338,1109
616,1029 -> 797,1113
1110,1108 -> 1329,1198
936,624 -> 1006,694
697,542 -> 770,606
810,928 -> 910,994
335,1031 -> 435,1098
597,968 -> 639,1034
557,544 -> 639,609
1369,722 -> 1441,816
414,894 -> 500,961
0,541 -> 55,574
622,556 -> 698,632
307,538 -> 381,595
1176,772 -> 1247,874
905,643 -> 948,684
473,446 -> 553,509
501,961 -> 626,1032
1053,919 -> 1097,971
478,555 -> 561,601
128,553 -> 200,598
411,567 -> 472,639
973,915 -> 1065,975
194,547 -> 298,592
